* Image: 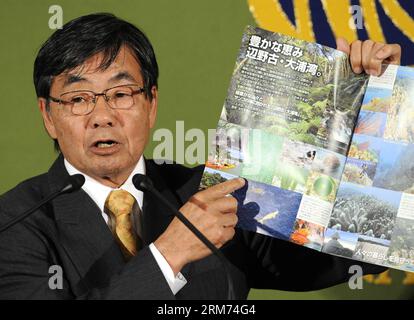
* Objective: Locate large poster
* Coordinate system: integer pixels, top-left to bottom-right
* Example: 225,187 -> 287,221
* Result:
0,0 -> 413,300
247,0 -> 414,298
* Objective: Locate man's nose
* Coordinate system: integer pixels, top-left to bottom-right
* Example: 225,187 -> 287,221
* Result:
89,95 -> 117,128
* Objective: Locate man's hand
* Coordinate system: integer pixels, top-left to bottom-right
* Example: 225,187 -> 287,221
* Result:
154,178 -> 245,275
336,38 -> 401,76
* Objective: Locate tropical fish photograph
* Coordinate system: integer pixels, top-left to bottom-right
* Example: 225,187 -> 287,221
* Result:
342,158 -> 377,186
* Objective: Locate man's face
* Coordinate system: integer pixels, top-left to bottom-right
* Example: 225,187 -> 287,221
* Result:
39,46 -> 157,186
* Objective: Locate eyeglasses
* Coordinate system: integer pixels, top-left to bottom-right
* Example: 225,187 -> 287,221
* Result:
48,84 -> 146,116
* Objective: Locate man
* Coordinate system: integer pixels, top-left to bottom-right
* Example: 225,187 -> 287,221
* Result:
0,13 -> 401,299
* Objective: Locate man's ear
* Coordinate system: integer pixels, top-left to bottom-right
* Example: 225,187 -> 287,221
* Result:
38,98 -> 58,139
148,86 -> 158,129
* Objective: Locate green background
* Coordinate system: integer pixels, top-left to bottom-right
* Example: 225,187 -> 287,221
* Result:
0,0 -> 413,299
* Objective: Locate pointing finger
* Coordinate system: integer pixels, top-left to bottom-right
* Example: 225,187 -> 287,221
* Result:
198,178 -> 245,201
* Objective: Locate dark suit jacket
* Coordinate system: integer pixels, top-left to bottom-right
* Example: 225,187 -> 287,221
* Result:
0,155 -> 384,299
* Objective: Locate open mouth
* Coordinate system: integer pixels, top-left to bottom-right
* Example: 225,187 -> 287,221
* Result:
93,140 -> 119,149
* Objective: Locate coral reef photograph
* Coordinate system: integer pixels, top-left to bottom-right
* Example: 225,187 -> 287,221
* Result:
329,182 -> 401,240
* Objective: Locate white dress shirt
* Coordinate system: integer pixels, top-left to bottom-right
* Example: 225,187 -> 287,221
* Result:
64,156 -> 187,295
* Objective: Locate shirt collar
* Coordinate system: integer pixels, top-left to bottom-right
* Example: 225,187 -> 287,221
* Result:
64,156 -> 145,213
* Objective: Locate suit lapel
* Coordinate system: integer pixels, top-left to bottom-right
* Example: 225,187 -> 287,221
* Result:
141,159 -> 177,245
48,155 -> 125,294
142,159 -> 203,244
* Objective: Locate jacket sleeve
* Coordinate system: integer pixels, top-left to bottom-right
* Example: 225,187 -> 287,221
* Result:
0,217 -> 175,300
236,229 -> 387,291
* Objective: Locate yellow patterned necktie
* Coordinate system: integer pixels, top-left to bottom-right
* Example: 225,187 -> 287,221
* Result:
104,189 -> 141,260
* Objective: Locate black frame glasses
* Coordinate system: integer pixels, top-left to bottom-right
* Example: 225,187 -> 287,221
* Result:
48,84 -> 146,115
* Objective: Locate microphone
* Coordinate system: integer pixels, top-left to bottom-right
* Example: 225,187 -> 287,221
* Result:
133,173 -> 236,300
0,174 -> 85,233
